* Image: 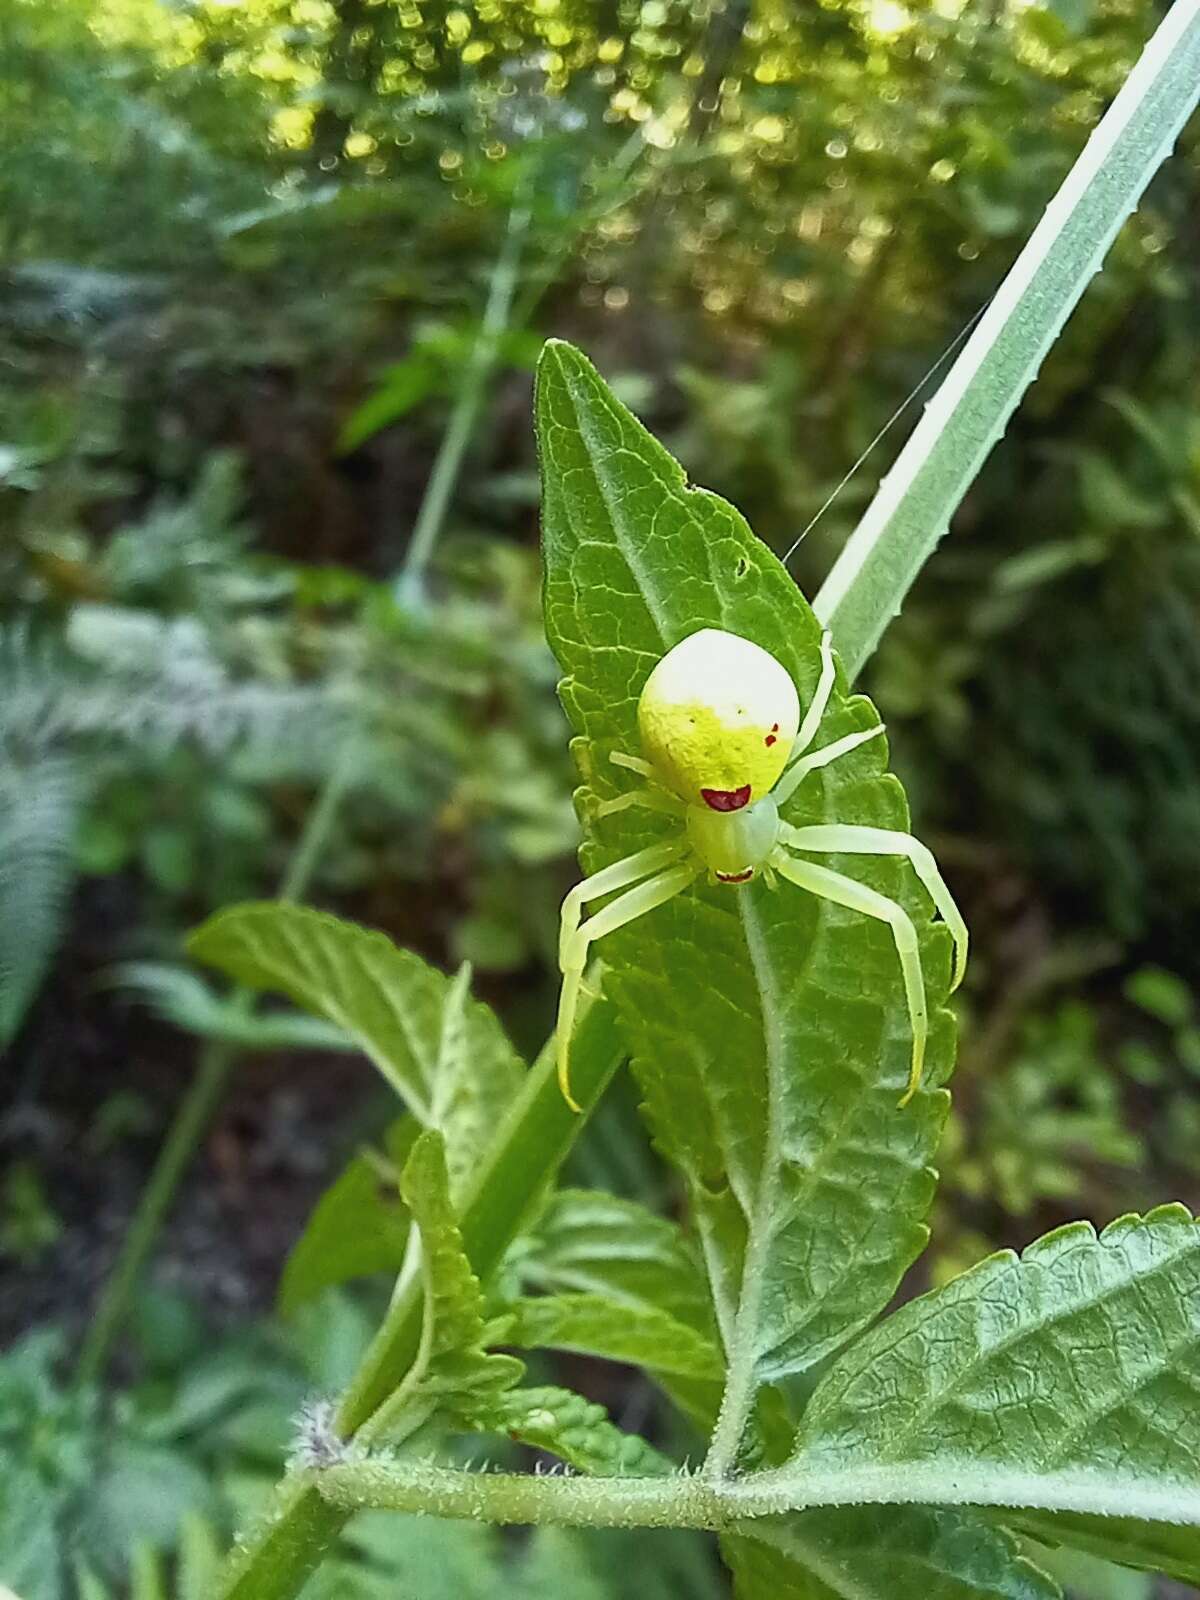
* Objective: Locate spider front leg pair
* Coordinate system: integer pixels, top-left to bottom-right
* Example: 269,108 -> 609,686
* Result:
557,838 -> 700,1112
554,627 -> 968,1112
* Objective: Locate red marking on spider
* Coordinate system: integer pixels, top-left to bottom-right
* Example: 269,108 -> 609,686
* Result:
716,867 -> 754,884
764,722 -> 781,748
700,784 -> 752,812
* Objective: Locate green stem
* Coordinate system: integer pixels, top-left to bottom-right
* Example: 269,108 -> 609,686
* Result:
74,1024 -> 244,1390
510,130 -> 645,329
312,1457 -> 1200,1532
276,737 -> 360,905
218,986 -> 624,1600
813,0 -> 1200,680
315,1461 -> 723,1529
342,990 -> 620,1428
396,131 -> 647,602
74,743 -> 359,1390
396,191 -> 532,601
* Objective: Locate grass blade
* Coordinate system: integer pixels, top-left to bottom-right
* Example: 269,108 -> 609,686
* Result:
814,0 -> 1200,679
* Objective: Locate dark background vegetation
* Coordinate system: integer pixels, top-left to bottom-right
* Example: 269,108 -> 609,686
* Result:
2,0 -> 1198,1593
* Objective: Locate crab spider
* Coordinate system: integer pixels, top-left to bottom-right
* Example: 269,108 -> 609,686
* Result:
556,627 -> 967,1112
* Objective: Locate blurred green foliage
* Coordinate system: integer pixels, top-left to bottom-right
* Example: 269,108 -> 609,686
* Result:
3,0 -> 1200,1592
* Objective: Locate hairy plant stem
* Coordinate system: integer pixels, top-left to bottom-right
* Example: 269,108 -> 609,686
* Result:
74,743 -> 360,1390
395,189 -> 532,602
312,1457 -> 1200,1531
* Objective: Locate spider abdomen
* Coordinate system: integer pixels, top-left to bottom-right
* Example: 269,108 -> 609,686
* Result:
686,792 -> 780,882
638,629 -> 800,807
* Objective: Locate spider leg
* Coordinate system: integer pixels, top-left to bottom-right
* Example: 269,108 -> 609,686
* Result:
610,751 -> 658,781
789,630 -> 836,759
559,839 -> 688,967
600,750 -> 682,817
595,788 -> 685,820
772,723 -> 884,809
772,850 -> 927,1106
557,860 -> 700,1111
779,822 -> 967,990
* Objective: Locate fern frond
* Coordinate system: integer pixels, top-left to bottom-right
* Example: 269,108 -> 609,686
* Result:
0,617 -> 353,770
0,754 -> 80,1047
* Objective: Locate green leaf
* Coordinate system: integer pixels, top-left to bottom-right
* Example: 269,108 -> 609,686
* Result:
1020,1543 -> 1149,1600
725,1508 -> 1060,1600
785,1207 -> 1200,1523
188,905 -> 524,1194
518,1527 -> 618,1600
398,1130 -> 523,1424
73,1562 -> 114,1600
516,1188 -> 727,1426
1007,1511 -> 1200,1588
813,2 -> 1200,678
489,1384 -> 674,1478
0,753 -> 79,1048
537,341 -> 954,1456
82,1442 -> 216,1567
116,963 -> 355,1053
508,1292 -> 723,1380
520,1189 -> 717,1337
1123,966 -> 1193,1029
338,357 -> 439,453
279,1117 -> 418,1316
0,1464 -> 65,1600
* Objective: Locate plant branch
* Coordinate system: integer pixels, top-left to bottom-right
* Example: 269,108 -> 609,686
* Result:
312,1456 -> 1200,1531
73,1022 -> 245,1390
396,188 -> 532,601
813,0 -> 1200,679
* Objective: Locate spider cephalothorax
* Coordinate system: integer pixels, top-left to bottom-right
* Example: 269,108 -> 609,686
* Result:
556,627 -> 967,1111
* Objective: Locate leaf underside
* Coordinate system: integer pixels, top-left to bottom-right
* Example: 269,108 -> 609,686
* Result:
787,1207 -> 1200,1526
724,1507 -> 1060,1600
279,1115 -> 417,1317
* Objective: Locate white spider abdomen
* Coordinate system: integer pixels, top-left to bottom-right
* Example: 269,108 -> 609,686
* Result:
637,628 -> 800,808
